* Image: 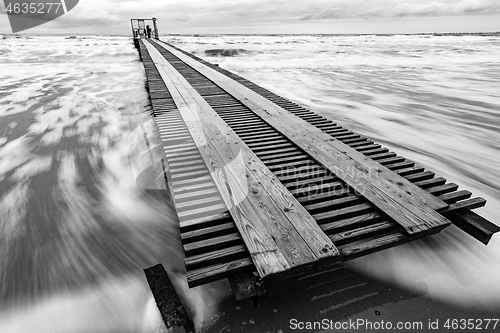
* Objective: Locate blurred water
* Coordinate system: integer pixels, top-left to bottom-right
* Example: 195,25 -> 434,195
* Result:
1,33 -> 499,332
0,35 -> 192,332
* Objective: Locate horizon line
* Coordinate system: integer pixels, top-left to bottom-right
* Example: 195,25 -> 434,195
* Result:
2,31 -> 500,36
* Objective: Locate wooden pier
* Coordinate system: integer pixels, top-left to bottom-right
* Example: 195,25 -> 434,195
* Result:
135,37 -> 499,299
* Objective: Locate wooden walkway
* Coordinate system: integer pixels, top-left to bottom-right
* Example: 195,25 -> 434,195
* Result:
135,38 -> 499,292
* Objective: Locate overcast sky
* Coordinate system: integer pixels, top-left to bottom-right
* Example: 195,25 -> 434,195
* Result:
1,0 -> 500,34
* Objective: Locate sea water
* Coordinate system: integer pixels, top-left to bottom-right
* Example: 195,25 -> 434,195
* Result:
1,34 -> 499,332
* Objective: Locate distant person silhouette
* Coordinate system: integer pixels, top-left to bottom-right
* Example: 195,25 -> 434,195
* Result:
146,25 -> 152,38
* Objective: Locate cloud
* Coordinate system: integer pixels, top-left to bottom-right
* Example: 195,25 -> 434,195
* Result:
167,14 -> 191,22
31,0 -> 124,28
2,0 -> 499,33
453,0 -> 498,13
297,0 -> 500,21
392,1 -> 448,17
300,10 -> 342,21
390,0 -> 500,17
57,11 -> 122,28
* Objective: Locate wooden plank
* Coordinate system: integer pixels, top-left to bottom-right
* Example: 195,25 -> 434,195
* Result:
438,197 -> 486,214
176,196 -> 223,209
185,245 -> 248,270
179,212 -> 232,232
304,196 -> 364,212
174,187 -> 220,200
314,203 -> 374,224
155,40 -> 451,236
330,221 -> 396,244
181,222 -> 236,243
439,190 -> 472,204
187,257 -> 254,287
278,170 -> 327,183
338,231 -> 413,259
321,212 -> 384,234
177,203 -> 227,219
447,210 -> 500,245
173,181 -> 214,193
144,41 -> 339,279
183,233 -> 243,256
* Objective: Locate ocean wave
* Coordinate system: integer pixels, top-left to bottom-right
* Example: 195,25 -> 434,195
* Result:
202,48 -> 254,57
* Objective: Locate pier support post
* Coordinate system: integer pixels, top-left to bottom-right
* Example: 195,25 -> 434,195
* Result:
228,272 -> 267,306
144,264 -> 195,333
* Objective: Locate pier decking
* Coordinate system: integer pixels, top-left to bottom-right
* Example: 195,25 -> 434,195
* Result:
135,37 -> 499,296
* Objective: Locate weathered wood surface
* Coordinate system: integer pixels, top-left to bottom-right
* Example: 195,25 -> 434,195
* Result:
154,40 -> 451,236
144,41 -> 339,281
144,264 -> 195,332
448,210 -> 500,245
186,257 -> 254,287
